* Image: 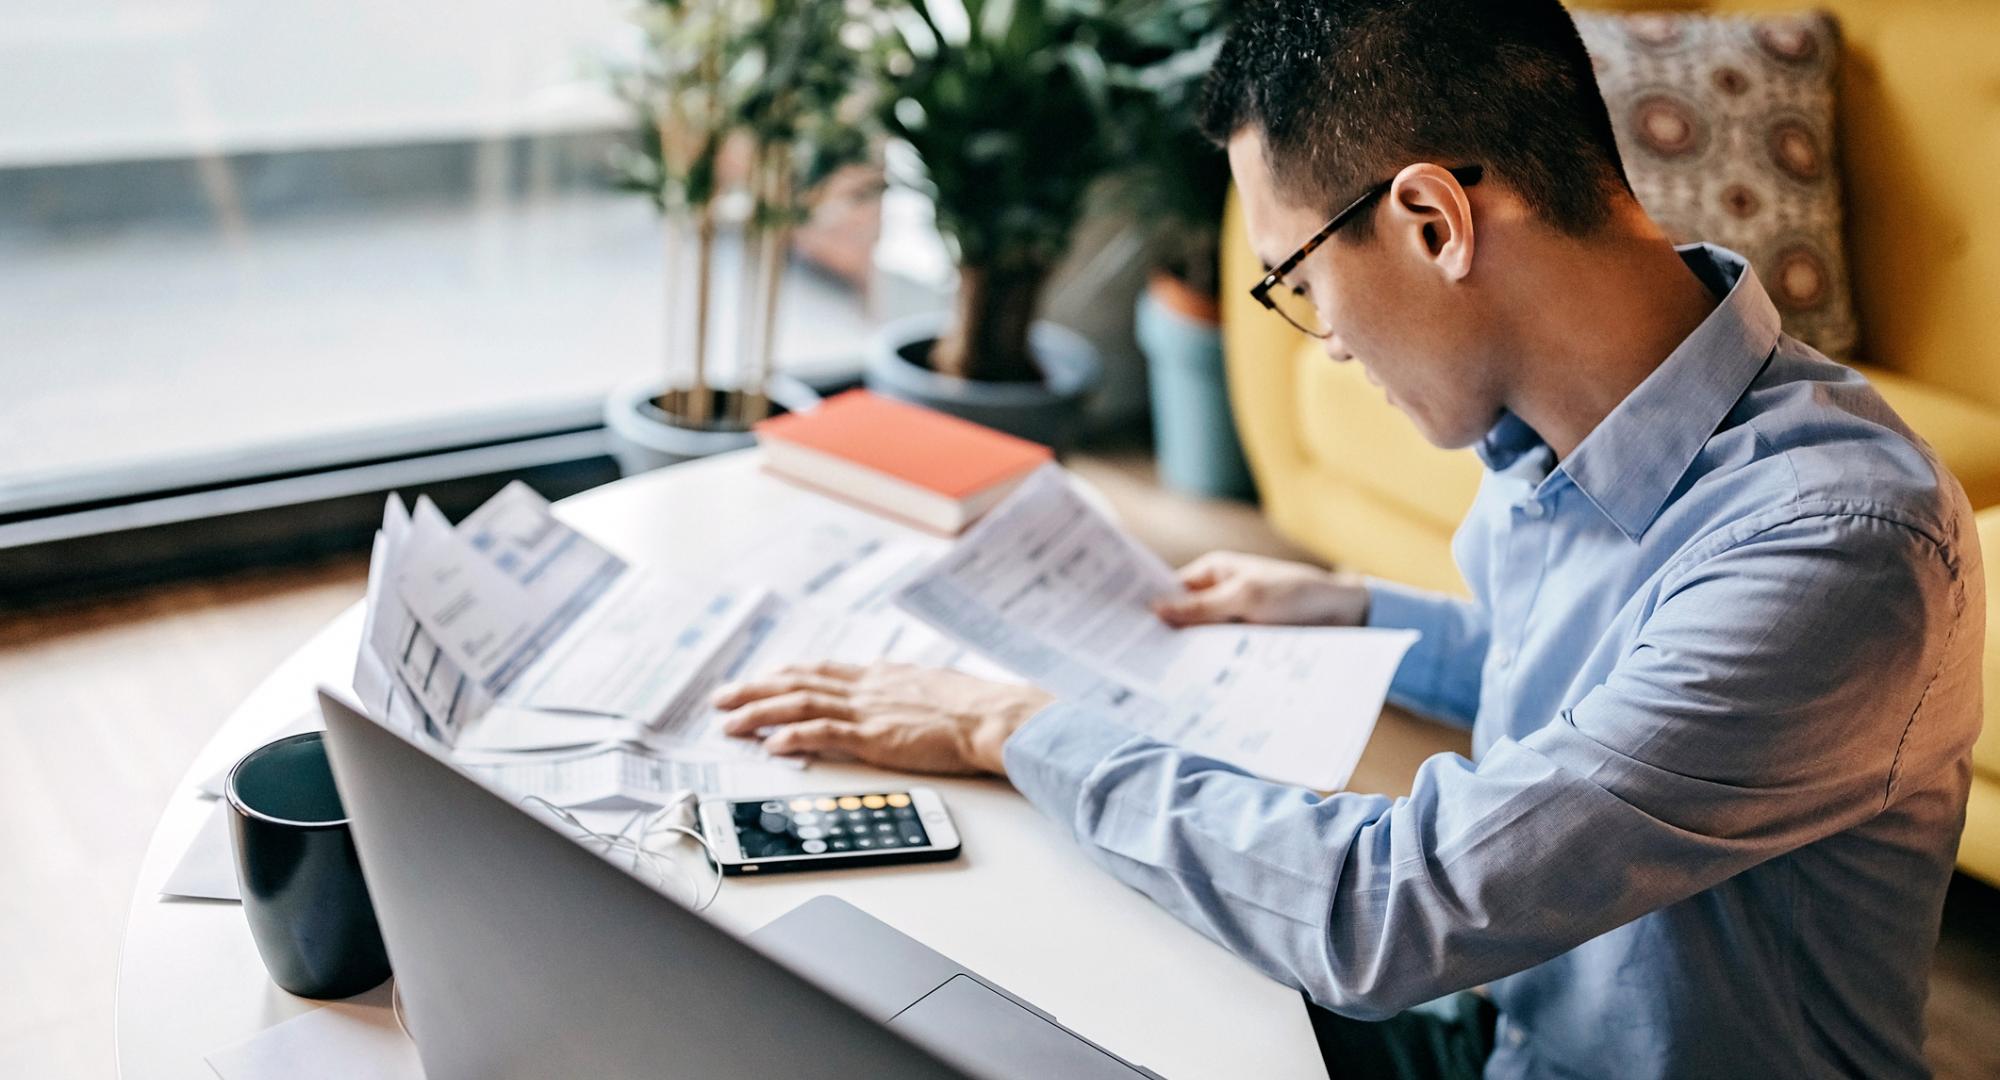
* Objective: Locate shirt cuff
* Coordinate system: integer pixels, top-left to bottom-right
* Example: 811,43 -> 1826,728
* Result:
1363,577 -> 1447,633
1363,578 -> 1452,716
1002,701 -> 1146,828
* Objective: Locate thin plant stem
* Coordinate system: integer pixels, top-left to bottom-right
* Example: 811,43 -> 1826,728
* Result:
734,138 -> 769,429
659,218 -> 682,413
748,147 -> 791,425
689,201 -> 715,428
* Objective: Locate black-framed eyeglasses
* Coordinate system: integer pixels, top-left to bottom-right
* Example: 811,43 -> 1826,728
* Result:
1250,164 -> 1484,339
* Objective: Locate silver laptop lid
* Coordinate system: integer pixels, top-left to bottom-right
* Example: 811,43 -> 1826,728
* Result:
317,688 -> 974,1080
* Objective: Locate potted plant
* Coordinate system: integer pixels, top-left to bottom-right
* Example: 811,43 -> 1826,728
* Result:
602,0 -> 876,473
864,0 -> 1146,449
1118,0 -> 1252,497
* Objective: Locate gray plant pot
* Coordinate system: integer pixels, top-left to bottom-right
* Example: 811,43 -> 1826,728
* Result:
864,312 -> 1102,450
603,376 -> 819,476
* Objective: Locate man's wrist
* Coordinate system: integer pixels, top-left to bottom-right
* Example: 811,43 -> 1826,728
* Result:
1318,571 -> 1372,626
970,688 -> 1055,776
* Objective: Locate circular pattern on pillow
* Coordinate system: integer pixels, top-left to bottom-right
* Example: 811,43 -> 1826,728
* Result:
1766,116 -> 1827,184
1721,184 -> 1763,220
1769,239 -> 1835,313
1755,21 -> 1821,66
1712,66 -> 1752,96
1575,11 -> 1857,360
1632,92 -> 1708,159
1630,15 -> 1687,50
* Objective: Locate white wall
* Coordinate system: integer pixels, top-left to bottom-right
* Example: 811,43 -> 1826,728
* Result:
0,0 -> 631,166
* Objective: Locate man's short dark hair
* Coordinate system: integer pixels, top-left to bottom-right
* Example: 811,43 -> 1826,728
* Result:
1199,0 -> 1632,240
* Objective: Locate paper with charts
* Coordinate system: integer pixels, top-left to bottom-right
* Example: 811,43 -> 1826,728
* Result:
348,480 -> 999,806
350,482 -> 824,803
894,466 -> 1419,790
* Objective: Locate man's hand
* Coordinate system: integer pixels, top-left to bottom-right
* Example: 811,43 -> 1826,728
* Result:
1151,550 -> 1370,627
712,661 -> 1054,776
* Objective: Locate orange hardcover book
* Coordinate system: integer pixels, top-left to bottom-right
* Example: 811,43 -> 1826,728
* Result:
753,390 -> 1053,534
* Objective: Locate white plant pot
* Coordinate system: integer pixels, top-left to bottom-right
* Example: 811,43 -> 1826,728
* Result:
602,376 -> 818,476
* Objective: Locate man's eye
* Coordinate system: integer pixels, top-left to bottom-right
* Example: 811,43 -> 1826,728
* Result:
1289,283 -> 1309,298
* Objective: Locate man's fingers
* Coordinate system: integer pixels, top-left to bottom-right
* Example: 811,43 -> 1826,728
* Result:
1175,552 -> 1232,591
783,660 -> 864,682
1154,582 -> 1248,626
712,672 -> 852,710
762,719 -> 863,759
718,690 -> 854,736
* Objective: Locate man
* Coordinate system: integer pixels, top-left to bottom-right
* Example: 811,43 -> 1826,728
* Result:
714,1 -> 1985,1076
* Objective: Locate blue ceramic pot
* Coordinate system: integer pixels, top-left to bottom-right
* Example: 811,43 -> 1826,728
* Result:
1136,284 -> 1254,499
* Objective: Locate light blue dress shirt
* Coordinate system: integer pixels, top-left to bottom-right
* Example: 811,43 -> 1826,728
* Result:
1004,247 -> 1984,1079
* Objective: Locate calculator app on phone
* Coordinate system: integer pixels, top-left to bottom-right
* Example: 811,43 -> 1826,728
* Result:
734,792 -> 930,857
700,787 -> 962,875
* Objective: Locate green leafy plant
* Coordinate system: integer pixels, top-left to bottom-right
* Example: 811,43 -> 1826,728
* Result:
877,0 -> 1146,383
1107,0 -> 1234,298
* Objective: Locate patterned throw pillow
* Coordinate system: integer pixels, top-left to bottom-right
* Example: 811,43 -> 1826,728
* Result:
1575,11 -> 1858,360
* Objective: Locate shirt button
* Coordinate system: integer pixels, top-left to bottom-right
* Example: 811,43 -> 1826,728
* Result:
1508,1024 -> 1526,1047
1493,647 -> 1513,669
1519,498 -> 1547,520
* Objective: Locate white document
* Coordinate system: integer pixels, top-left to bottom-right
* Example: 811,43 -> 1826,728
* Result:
894,466 -> 1418,790
395,495 -> 559,701
356,499 -> 483,740
205,983 -> 422,1080
455,744 -> 796,807
161,800 -> 239,902
369,484 -> 781,762
659,539 -> 1026,751
736,522 -> 924,608
449,704 -> 632,753
451,520 -> 925,753
514,576 -> 771,730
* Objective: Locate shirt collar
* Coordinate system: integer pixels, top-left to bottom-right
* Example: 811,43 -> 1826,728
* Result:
1478,244 -> 1783,540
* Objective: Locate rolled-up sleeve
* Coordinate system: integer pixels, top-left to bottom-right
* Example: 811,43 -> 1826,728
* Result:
1004,513 -> 1957,1019
1364,579 -> 1488,728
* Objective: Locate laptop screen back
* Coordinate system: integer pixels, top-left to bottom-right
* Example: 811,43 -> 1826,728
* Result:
317,689 -> 974,1080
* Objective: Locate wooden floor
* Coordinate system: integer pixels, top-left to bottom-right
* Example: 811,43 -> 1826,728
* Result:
2,451 -> 1996,1078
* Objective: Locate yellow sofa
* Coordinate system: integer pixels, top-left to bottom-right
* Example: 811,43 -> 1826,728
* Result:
1219,0 -> 2000,886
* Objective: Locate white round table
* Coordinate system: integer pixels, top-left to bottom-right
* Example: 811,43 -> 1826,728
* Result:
115,451 -> 1333,1079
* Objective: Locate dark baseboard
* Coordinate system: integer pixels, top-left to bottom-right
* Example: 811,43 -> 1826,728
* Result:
0,430 -> 620,611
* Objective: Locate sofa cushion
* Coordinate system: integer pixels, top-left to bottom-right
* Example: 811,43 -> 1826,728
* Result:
1861,364 -> 2000,512
1976,510 -> 2000,782
1292,344 -> 1483,534
1577,10 -> 1859,361
1285,344 -> 2000,550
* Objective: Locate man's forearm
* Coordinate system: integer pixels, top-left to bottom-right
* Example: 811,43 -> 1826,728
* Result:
1362,580 -> 1489,728
1003,702 -> 1417,1018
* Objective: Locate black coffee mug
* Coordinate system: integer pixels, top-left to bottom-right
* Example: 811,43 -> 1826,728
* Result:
226,730 -> 392,999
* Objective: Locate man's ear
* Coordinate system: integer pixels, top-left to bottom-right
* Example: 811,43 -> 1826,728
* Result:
1385,163 -> 1476,282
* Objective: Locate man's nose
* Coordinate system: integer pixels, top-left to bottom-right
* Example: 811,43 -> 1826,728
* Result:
1322,334 -> 1354,362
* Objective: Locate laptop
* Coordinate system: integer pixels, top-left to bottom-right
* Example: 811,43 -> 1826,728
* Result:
317,689 -> 1161,1080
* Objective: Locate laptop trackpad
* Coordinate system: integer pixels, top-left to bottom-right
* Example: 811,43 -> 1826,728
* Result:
889,975 -> 1147,1079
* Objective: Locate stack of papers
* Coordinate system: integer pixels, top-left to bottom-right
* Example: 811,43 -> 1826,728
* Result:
354,482 -> 764,754
351,482 -> 821,796
343,465 -> 1417,808
893,467 -> 1419,791
347,481 -> 993,810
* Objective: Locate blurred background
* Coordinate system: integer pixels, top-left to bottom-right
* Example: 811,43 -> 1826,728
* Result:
3,1 -> 1995,1076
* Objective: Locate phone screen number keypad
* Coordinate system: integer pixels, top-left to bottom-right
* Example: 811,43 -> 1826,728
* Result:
733,793 -> 930,857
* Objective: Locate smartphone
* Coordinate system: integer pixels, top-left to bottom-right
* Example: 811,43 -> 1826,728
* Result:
698,787 -> 962,875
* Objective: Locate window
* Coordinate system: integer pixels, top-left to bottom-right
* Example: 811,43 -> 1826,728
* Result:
0,0 -> 890,595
